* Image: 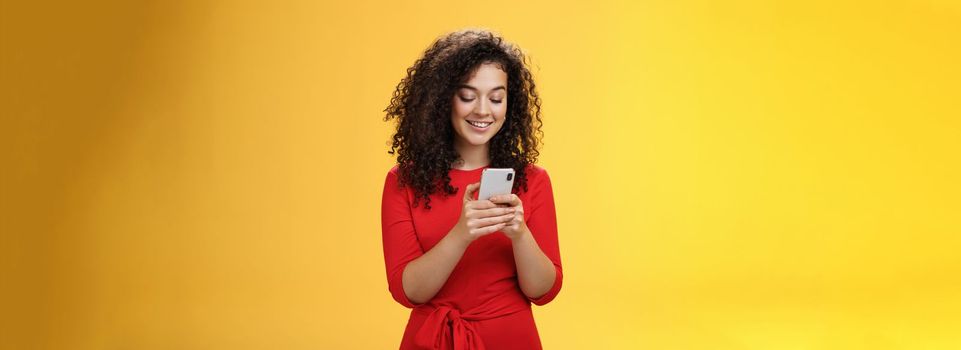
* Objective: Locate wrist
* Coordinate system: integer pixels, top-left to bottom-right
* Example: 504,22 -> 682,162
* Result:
447,227 -> 473,249
510,225 -> 532,244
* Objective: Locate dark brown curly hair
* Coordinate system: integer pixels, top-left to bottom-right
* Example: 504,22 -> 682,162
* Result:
384,29 -> 544,209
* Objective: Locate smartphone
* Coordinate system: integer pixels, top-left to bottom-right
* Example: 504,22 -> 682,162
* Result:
478,168 -> 515,201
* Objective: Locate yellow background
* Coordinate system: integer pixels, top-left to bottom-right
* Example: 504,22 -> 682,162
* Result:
2,0 -> 959,349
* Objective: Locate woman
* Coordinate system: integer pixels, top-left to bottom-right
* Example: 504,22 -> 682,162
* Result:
381,29 -> 562,350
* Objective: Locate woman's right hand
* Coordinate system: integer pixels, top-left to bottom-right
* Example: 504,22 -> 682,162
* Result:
452,182 -> 516,243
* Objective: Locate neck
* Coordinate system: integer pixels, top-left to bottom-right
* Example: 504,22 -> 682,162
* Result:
453,139 -> 490,170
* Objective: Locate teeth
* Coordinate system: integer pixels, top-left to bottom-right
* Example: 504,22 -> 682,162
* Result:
467,120 -> 492,128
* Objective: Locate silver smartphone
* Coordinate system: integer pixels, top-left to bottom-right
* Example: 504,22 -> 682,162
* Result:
478,168 -> 515,201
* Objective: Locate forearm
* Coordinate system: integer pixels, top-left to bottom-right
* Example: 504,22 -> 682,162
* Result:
401,230 -> 470,304
511,227 -> 556,299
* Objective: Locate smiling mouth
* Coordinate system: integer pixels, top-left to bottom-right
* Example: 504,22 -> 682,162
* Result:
467,120 -> 493,129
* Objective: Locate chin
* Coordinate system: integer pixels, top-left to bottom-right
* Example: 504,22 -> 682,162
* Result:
468,138 -> 492,146
457,130 -> 498,146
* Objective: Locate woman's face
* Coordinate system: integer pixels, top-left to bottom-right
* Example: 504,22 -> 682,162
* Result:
450,62 -> 508,147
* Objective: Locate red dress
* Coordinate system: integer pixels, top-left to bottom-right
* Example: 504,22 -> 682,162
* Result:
381,164 -> 563,350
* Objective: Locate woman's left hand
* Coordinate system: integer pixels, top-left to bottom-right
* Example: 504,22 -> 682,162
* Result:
489,194 -> 528,241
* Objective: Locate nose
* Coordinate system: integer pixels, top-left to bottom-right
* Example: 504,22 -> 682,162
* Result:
474,99 -> 492,117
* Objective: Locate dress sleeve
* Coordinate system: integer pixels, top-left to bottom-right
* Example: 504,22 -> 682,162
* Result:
524,168 -> 564,306
381,169 -> 425,308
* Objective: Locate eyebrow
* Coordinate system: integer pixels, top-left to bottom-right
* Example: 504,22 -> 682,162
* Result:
457,84 -> 506,93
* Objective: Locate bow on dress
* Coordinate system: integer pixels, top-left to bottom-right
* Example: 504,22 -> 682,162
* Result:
413,305 -> 492,350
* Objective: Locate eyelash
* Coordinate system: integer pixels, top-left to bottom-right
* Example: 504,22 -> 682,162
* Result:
459,96 -> 503,104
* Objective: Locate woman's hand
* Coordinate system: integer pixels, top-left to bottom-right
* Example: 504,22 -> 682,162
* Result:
451,182 -> 516,243
489,193 -> 528,241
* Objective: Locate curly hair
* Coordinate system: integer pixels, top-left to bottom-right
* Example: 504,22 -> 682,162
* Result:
384,29 -> 544,209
